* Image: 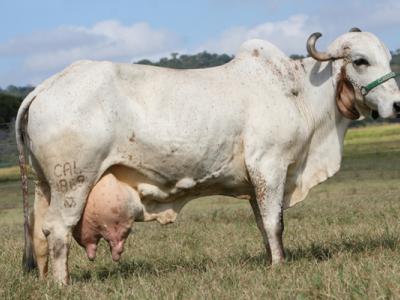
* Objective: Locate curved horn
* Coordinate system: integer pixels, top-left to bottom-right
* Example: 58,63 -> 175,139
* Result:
349,27 -> 362,32
307,32 -> 334,61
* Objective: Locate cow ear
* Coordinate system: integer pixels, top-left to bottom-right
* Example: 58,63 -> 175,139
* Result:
335,71 -> 360,120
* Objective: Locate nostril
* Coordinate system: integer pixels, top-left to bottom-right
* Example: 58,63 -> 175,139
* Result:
394,102 -> 400,113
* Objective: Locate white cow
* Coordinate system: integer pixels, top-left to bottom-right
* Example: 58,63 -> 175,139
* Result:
16,29 -> 400,284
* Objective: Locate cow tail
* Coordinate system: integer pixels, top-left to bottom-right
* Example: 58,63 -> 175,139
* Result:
15,94 -> 37,272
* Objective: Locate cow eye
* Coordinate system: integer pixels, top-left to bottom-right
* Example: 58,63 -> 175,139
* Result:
353,58 -> 369,66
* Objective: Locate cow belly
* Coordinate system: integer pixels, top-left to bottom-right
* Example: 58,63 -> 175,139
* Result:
108,164 -> 251,202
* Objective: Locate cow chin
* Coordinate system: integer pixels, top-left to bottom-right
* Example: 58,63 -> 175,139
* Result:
354,101 -> 372,120
356,98 -> 395,119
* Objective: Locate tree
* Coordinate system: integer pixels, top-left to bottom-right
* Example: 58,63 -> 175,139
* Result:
135,52 -> 234,69
1,85 -> 34,98
290,54 -> 306,60
0,93 -> 22,123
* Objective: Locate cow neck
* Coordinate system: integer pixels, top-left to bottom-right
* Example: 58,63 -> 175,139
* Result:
300,57 -> 352,136
283,58 -> 353,208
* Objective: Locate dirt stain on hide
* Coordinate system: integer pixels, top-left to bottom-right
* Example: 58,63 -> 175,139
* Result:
265,60 -> 282,78
248,168 -> 267,208
252,49 -> 260,57
299,60 -> 306,73
129,132 -> 136,143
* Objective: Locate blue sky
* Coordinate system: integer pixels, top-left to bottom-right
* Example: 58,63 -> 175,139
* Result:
0,0 -> 399,87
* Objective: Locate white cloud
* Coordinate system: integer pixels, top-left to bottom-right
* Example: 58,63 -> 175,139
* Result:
2,5 -> 399,88
314,0 -> 400,51
0,20 -> 180,86
199,15 -> 321,55
317,0 -> 400,30
368,1 -> 400,28
198,1 -> 400,57
24,21 -> 178,72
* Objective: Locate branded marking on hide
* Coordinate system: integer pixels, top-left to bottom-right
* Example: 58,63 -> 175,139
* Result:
57,179 -> 68,193
56,175 -> 86,193
64,197 -> 76,208
77,175 -> 85,183
68,175 -> 86,191
54,161 -> 82,177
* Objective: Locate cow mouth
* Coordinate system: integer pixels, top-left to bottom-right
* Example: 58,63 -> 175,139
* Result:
372,110 -> 400,119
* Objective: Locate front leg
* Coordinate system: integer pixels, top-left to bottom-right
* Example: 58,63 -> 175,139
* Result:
247,159 -> 287,265
249,197 -> 272,262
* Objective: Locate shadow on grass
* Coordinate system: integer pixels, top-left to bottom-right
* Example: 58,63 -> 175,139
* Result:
74,256 -> 215,282
73,233 -> 399,282
240,233 -> 400,267
286,233 -> 399,262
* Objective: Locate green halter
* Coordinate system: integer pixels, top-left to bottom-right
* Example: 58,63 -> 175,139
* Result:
360,71 -> 400,96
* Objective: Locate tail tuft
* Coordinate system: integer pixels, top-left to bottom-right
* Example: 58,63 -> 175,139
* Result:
22,221 -> 37,272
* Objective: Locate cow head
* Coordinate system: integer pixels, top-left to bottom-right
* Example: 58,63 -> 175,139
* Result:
307,28 -> 400,119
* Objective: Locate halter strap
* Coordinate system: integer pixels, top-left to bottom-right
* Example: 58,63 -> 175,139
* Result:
343,56 -> 400,97
361,72 -> 399,95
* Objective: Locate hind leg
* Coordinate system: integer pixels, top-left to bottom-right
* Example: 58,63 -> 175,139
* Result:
31,181 -> 50,278
42,165 -> 96,285
44,184 -> 93,285
43,189 -> 88,284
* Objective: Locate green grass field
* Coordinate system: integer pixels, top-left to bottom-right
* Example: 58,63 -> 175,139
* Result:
0,124 -> 399,299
